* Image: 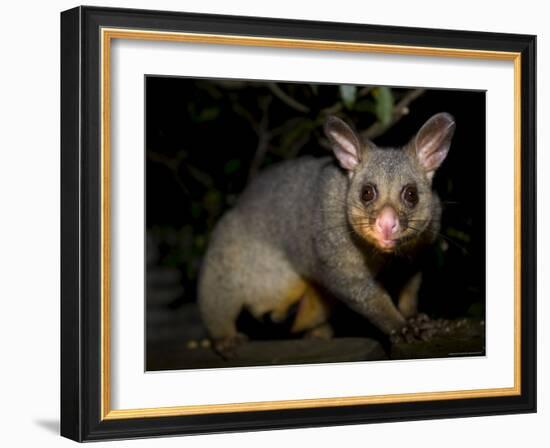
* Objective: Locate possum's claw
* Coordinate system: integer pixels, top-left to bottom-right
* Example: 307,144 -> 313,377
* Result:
390,313 -> 436,344
390,314 -> 467,344
213,333 -> 248,359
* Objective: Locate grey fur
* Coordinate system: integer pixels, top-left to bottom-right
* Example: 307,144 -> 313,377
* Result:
198,113 -> 455,344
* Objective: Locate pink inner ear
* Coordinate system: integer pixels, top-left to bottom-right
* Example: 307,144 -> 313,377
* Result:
337,151 -> 359,170
422,150 -> 448,172
329,131 -> 359,170
417,134 -> 450,172
415,113 -> 455,174
330,132 -> 357,157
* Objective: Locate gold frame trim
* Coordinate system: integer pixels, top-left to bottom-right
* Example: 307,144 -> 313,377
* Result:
100,28 -> 522,420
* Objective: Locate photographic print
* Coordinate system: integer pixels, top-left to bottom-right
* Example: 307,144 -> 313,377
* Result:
145,77 -> 486,371
61,7 -> 535,440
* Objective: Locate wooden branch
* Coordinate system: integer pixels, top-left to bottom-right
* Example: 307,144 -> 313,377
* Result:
232,103 -> 260,133
320,102 -> 343,116
147,150 -> 191,196
247,97 -> 272,183
357,85 -> 374,97
267,83 -> 310,114
361,88 -> 426,141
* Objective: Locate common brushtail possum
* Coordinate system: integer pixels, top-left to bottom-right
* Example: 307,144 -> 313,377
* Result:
198,112 -> 456,352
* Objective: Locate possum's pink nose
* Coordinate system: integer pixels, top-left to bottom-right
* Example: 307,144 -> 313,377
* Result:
375,207 -> 399,240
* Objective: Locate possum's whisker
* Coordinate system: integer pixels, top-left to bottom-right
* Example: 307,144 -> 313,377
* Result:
318,207 -> 346,213
317,221 -> 360,235
318,226 -> 362,240
407,224 -> 469,254
327,197 -> 366,212
403,217 -> 432,228
440,200 -> 461,205
319,203 -> 364,214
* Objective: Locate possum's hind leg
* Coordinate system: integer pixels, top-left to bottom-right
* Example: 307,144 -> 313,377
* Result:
289,284 -> 334,337
197,241 -> 247,352
198,214 -> 305,355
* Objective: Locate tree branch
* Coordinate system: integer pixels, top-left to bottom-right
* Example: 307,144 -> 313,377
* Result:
147,150 -> 191,197
361,88 -> 426,141
267,83 -> 310,114
247,97 -> 272,183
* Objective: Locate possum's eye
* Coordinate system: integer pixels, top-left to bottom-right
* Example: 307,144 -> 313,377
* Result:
361,184 -> 377,204
402,184 -> 419,207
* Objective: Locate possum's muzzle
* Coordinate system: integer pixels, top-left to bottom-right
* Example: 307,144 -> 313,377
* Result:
372,206 -> 400,251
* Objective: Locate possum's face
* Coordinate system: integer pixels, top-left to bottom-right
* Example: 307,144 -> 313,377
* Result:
324,113 -> 455,253
345,148 -> 436,252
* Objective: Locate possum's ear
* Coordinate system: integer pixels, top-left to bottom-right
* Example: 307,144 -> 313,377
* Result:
324,116 -> 363,171
414,112 -> 456,179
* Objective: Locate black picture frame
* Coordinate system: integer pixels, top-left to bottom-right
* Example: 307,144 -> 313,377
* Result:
61,5 -> 536,442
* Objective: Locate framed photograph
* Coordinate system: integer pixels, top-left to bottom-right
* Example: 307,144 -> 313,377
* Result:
60,6 -> 536,441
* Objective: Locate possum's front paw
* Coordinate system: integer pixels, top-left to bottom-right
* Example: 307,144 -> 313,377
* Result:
390,313 -> 436,344
213,332 -> 248,359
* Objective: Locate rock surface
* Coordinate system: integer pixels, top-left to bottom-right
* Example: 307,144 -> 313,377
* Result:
391,318 -> 485,360
147,299 -> 485,370
147,337 -> 387,371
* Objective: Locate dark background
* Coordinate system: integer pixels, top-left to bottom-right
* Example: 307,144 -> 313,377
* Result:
145,76 -> 486,369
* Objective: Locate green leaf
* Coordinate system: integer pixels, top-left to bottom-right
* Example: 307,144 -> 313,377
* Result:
197,107 -> 220,122
339,85 -> 357,109
446,227 -> 471,243
354,99 -> 376,114
194,235 -> 206,250
224,159 -> 241,174
467,302 -> 484,318
279,119 -> 313,155
373,87 -> 394,125
190,202 -> 201,219
434,243 -> 445,268
203,190 -> 222,216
